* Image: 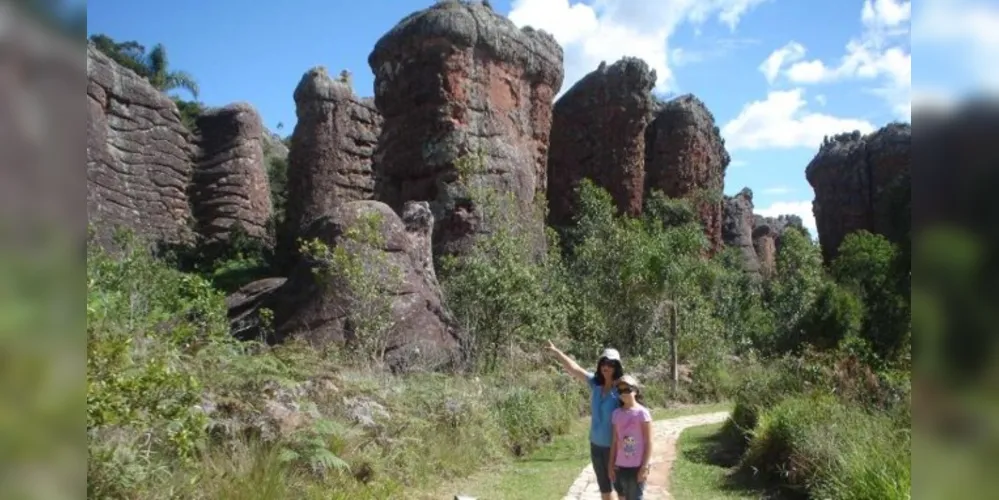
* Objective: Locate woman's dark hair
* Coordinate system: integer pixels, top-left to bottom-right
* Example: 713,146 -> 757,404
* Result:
593,357 -> 624,386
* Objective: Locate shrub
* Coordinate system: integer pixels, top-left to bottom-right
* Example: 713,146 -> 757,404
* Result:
832,231 -> 910,364
741,394 -> 910,499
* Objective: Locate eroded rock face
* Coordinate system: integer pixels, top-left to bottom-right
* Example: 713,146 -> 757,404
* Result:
547,58 -> 657,227
87,43 -> 195,248
751,225 -> 778,278
750,215 -> 806,277
273,200 -> 465,372
191,103 -> 273,244
226,277 -> 288,341
368,1 -> 563,258
721,188 -> 760,277
279,67 -> 381,266
645,94 -> 729,254
805,123 -> 910,261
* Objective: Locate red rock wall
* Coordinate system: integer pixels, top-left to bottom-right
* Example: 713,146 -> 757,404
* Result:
805,123 -> 910,262
192,103 -> 273,244
645,94 -> 729,254
368,1 -> 563,257
547,58 -> 657,227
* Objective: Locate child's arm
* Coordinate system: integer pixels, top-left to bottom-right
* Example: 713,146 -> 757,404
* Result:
639,410 -> 653,481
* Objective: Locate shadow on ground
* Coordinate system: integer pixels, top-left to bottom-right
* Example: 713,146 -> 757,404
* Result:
680,423 -> 805,500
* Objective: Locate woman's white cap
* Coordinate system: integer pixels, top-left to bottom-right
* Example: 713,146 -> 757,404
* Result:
599,348 -> 621,363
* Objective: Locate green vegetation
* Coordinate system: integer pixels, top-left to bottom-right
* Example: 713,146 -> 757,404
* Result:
670,225 -> 911,499
85,40 -> 912,496
671,422 -> 758,500
87,229 -> 591,498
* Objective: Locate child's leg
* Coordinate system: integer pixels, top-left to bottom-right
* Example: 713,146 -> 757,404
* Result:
617,467 -> 642,500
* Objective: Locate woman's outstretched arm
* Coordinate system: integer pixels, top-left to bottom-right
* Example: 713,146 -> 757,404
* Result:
547,340 -> 590,383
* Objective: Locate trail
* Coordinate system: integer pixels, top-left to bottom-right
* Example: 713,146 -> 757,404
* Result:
562,411 -> 731,500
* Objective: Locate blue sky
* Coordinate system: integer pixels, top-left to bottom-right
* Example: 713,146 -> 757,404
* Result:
87,0 -> 931,235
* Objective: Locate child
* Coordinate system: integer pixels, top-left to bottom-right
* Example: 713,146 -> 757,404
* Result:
608,374 -> 652,500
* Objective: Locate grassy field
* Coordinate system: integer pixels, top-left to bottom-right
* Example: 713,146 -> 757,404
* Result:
429,402 -> 734,500
669,422 -> 765,500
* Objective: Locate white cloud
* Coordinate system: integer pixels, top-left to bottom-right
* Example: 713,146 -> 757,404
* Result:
721,89 -> 876,150
814,94 -> 827,106
672,38 -> 758,67
761,0 -> 911,120
755,200 -> 817,238
507,0 -> 771,94
912,0 -> 999,90
758,41 -> 805,84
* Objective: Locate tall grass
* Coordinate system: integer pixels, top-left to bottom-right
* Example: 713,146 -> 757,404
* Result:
723,352 -> 911,499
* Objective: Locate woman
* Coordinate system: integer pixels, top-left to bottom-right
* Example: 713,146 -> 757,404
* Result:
547,340 -> 625,500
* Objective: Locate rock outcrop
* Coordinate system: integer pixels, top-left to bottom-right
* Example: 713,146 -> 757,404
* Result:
368,1 -> 564,258
191,103 -> 273,244
279,67 -> 382,267
272,200 -> 465,372
721,188 -> 761,277
87,43 -> 195,248
645,94 -> 729,254
227,277 -> 288,341
805,123 -> 910,261
750,215 -> 806,277
547,58 -> 657,227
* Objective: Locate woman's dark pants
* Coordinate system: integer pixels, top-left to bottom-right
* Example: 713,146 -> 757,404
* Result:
589,443 -> 617,494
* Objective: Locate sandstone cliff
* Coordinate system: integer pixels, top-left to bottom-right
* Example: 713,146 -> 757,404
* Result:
279,67 -> 381,266
191,102 -> 273,244
547,58 -> 657,227
270,200 -> 466,372
87,43 -> 195,249
645,94 -> 729,254
805,122 -> 910,261
721,188 -> 761,277
368,0 -> 563,258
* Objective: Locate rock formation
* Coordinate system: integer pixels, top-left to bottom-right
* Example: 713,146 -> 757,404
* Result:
190,103 -> 273,244
645,94 -> 729,254
368,0 -> 563,258
805,123 -> 910,261
547,58 -> 657,227
87,43 -> 195,248
721,188 -> 761,277
270,200 -> 465,372
279,67 -> 382,266
227,277 -> 288,341
750,215 -> 806,277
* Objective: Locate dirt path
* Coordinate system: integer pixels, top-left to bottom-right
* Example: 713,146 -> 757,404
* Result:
562,411 -> 730,500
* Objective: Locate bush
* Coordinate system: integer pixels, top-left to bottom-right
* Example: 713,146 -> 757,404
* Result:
741,394 -> 910,499
832,231 -> 910,365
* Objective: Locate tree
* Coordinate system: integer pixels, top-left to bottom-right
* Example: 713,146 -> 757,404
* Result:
88,34 -> 199,99
832,231 -> 910,363
143,43 -> 200,99
763,227 -> 826,354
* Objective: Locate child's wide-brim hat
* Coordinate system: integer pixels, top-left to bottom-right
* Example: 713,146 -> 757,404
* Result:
617,374 -> 640,388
